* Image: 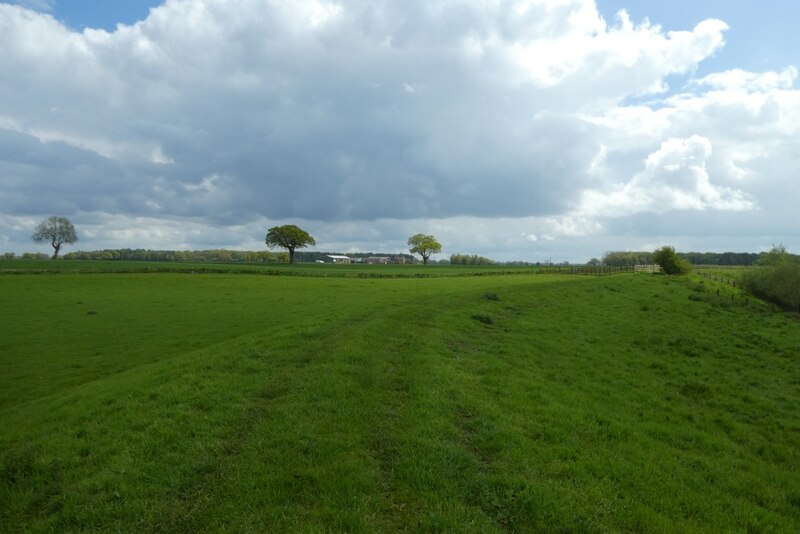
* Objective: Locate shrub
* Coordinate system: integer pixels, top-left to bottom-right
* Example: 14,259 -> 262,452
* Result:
652,246 -> 691,275
741,249 -> 800,311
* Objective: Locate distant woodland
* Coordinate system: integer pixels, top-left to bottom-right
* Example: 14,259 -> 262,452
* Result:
2,248 -> 794,267
601,251 -> 771,266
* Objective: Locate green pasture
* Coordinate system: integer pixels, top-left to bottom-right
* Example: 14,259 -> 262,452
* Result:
694,265 -> 750,279
1,267 -> 799,532
0,259 -> 537,278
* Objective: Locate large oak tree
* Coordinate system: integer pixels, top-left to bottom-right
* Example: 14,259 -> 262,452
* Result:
407,233 -> 441,265
265,225 -> 315,264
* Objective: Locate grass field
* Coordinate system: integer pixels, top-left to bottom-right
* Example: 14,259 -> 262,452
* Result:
1,266 -> 799,532
0,259 -> 538,277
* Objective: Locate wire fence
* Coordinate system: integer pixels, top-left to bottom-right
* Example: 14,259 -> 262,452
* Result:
697,271 -> 740,288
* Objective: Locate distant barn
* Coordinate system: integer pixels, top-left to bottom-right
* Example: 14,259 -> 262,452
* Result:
365,256 -> 389,264
327,255 -> 352,264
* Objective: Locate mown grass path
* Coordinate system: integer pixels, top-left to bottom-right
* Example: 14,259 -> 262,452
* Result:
1,272 -> 799,531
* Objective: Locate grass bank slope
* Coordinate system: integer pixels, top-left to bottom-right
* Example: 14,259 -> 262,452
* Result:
1,272 -> 799,532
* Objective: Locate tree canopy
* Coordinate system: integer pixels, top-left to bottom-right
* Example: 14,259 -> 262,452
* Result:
407,234 -> 441,265
265,225 -> 316,264
758,244 -> 790,266
31,216 -> 78,259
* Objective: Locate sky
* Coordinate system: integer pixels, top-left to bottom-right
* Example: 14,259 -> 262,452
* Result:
1,0 -> 798,262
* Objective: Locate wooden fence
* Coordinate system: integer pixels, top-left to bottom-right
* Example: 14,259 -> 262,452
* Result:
535,265 -> 660,276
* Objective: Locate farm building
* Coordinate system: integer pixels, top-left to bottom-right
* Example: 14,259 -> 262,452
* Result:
327,255 -> 352,264
364,256 -> 389,264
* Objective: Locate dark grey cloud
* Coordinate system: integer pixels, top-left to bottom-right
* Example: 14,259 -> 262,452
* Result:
1,1 -> 797,259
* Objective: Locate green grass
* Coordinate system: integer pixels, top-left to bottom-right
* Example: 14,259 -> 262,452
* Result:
0,259 -> 539,277
1,269 -> 799,532
694,265 -> 754,284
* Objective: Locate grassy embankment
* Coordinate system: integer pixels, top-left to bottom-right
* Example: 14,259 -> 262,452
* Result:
1,266 -> 799,531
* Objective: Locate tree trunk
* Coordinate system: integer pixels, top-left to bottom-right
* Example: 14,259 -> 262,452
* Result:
288,247 -> 295,264
52,243 -> 61,260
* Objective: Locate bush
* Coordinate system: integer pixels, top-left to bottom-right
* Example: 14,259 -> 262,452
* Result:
741,248 -> 800,311
652,246 -> 691,275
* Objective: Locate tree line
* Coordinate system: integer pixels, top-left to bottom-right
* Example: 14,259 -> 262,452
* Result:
602,250 -> 765,267
449,254 -> 495,265
2,252 -> 51,260
59,249 -> 288,263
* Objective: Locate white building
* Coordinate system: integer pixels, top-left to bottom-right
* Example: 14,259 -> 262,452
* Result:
365,256 -> 389,264
327,255 -> 352,264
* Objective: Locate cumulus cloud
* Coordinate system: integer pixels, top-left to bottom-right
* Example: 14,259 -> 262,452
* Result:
576,62 -> 800,239
0,1 -> 797,259
578,135 -> 755,217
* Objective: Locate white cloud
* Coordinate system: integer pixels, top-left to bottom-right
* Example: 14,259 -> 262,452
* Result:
577,135 -> 755,218
505,10 -> 727,94
151,146 -> 174,164
694,66 -> 797,92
